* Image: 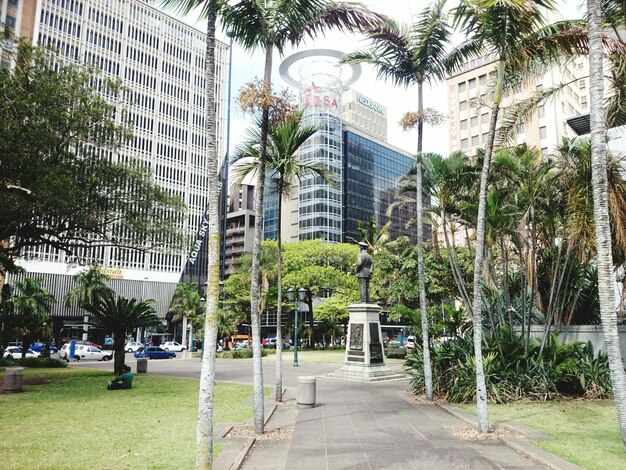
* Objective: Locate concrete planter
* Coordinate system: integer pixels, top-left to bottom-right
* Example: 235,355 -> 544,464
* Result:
136,358 -> 148,373
3,367 -> 24,393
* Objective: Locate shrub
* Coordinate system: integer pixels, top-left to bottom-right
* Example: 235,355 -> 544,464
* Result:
0,357 -> 67,368
217,348 -> 268,359
405,329 -> 611,403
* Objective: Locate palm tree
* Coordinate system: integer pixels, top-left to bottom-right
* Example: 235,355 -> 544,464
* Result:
152,0 -> 221,465
169,282 -> 203,350
218,0 -> 385,434
448,0 -> 588,433
587,0 -> 626,448
64,267 -> 111,342
13,277 -> 54,362
342,0 -> 451,401
83,289 -> 160,375
233,110 -> 334,401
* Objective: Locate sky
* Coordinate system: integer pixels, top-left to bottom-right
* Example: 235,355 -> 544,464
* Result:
160,0 -> 585,157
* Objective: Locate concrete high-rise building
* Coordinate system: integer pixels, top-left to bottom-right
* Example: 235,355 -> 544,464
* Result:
342,88 -> 388,142
1,0 -> 229,341
447,54 -> 586,157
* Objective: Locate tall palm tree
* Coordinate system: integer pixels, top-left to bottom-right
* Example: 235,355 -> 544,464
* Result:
587,0 -> 626,448
64,267 -> 111,341
448,0 -> 588,433
83,289 -> 160,375
218,0 -> 385,434
158,0 -> 221,466
233,110 -> 334,401
13,277 -> 54,362
169,282 -> 203,349
342,0 -> 451,401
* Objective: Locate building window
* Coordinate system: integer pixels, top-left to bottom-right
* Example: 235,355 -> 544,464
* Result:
540,126 -> 547,139
5,16 -> 16,27
538,105 -> 545,118
459,101 -> 467,112
472,135 -> 479,146
482,113 -> 489,124
479,74 -> 487,86
468,78 -> 476,89
471,116 -> 478,127
460,119 -> 468,130
461,138 -> 469,149
458,82 -> 466,93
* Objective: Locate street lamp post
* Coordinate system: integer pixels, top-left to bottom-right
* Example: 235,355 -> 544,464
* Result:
286,287 -> 307,367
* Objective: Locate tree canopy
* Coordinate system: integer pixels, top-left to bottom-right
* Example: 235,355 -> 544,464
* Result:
0,43 -> 185,285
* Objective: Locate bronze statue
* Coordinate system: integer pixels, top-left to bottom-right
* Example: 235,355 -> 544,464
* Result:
356,242 -> 373,303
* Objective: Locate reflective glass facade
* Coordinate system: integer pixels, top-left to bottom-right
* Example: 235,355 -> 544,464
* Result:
343,130 -> 418,244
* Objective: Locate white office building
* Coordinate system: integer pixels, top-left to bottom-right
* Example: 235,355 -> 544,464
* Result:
1,0 -> 229,339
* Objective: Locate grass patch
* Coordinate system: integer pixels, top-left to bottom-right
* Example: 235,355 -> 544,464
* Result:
0,368 -> 260,469
458,400 -> 626,470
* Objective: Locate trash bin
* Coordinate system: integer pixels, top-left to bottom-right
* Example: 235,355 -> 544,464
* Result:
136,358 -> 148,374
3,367 -> 24,393
297,376 -> 316,407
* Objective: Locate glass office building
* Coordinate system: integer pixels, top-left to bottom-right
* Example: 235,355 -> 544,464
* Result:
343,127 -> 417,244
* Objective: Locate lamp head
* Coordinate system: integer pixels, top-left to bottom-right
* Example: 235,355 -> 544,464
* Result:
286,287 -> 295,302
298,287 -> 307,302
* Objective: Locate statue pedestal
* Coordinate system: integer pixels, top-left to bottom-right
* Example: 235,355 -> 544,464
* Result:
327,303 -> 405,382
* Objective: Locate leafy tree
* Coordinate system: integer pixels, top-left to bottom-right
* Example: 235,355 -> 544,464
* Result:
0,42 -> 184,305
233,109 -> 333,401
587,0 -> 626,448
64,267 -> 112,341
83,290 -> 160,374
13,277 -> 55,362
218,0 -> 385,434
169,282 -> 203,349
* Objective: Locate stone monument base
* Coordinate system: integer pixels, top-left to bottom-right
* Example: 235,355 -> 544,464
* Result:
326,303 -> 406,383
326,363 -> 406,382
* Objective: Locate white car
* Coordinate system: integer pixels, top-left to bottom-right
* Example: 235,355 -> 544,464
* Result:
3,347 -> 40,359
125,341 -> 144,353
161,341 -> 186,352
73,345 -> 113,361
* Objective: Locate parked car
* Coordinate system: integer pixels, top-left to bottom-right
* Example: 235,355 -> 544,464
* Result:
73,345 -> 113,361
75,340 -> 102,349
405,336 -> 416,349
161,341 -> 186,352
233,341 -> 249,350
134,346 -> 176,359
265,338 -> 290,349
3,347 -> 40,359
125,341 -> 144,353
29,342 -> 58,354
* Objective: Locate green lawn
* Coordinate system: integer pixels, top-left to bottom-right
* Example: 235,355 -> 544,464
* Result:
0,368 -> 261,470
459,400 -> 626,470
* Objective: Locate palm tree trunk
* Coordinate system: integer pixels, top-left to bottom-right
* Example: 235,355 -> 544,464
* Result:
588,0 -> 626,448
416,83 -> 433,399
113,334 -> 125,374
471,57 -> 504,433
196,3 -> 220,468
248,44 -> 274,435
442,212 -> 473,315
275,186 -> 284,402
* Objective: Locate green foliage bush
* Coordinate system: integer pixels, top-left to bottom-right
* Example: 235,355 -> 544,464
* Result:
0,357 -> 67,368
217,348 -> 268,359
405,329 -> 612,403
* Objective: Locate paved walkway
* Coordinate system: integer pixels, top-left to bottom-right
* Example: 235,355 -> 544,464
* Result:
73,357 -> 581,470
211,361 -> 582,470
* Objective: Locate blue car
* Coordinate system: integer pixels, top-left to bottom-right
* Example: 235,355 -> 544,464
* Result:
134,346 -> 176,359
30,342 -> 58,354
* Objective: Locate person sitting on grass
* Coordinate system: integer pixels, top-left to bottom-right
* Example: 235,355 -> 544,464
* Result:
107,365 -> 133,390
